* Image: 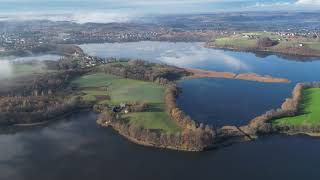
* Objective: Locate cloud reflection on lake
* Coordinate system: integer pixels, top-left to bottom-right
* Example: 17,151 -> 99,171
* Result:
79,41 -> 250,72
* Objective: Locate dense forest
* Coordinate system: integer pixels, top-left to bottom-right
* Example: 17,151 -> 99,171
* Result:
0,95 -> 84,125
98,60 -> 191,84
5,70 -> 87,96
0,61 -> 89,125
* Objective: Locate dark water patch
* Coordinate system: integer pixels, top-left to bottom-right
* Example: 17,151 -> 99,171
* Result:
1,112 -> 320,179
176,78 -> 293,127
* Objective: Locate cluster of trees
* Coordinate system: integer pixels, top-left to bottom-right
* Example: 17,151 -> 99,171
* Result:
165,84 -> 195,128
99,60 -> 190,84
0,61 -> 92,126
281,83 -> 303,113
29,71 -> 82,96
0,96 -> 83,125
165,85 -> 213,130
257,37 -> 278,48
164,84 -> 215,149
30,44 -> 84,56
93,102 -> 149,114
274,124 -> 320,134
58,57 -> 82,70
10,70 -> 86,97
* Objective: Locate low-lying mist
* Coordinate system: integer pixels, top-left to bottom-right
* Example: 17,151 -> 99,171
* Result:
0,57 -> 51,82
9,55 -> 61,63
0,60 -> 13,80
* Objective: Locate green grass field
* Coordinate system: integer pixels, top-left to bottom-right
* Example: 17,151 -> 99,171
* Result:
72,73 -> 121,88
212,32 -> 320,56
72,73 -> 181,133
124,112 -> 181,133
306,42 -> 320,51
273,88 -> 320,126
214,37 -> 257,47
72,73 -> 165,105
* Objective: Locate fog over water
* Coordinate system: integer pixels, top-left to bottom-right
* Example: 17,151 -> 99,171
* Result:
0,60 -> 13,80
0,54 -> 61,80
4,54 -> 61,63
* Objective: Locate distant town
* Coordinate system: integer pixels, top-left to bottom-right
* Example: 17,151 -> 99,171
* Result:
1,12 -> 319,55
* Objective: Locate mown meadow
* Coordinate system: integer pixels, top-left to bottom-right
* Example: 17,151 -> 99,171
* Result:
72,73 -> 181,133
273,88 -> 320,126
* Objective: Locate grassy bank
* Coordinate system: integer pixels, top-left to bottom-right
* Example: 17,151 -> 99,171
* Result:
72,73 -> 181,133
208,32 -> 320,57
273,88 -> 320,126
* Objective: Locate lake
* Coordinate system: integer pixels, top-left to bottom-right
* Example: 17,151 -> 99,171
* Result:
81,41 -> 320,126
1,111 -> 320,180
176,78 -> 293,127
1,41 -> 319,180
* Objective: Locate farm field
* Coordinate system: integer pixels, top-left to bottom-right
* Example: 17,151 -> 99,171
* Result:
273,88 -> 320,126
72,73 -> 181,133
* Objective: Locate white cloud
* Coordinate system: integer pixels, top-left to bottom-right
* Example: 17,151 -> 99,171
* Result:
250,2 -> 291,8
157,47 -> 249,71
296,0 -> 320,5
0,12 -> 137,23
243,0 -> 320,10
71,12 -> 134,24
1,0 -> 319,22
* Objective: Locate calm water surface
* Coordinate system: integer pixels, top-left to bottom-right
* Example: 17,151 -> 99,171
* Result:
1,112 -> 320,180
176,78 -> 293,127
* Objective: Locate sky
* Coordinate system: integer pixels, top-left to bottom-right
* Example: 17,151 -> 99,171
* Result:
0,0 -> 319,23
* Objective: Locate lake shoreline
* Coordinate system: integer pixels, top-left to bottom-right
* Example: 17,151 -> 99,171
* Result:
205,44 -> 320,60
